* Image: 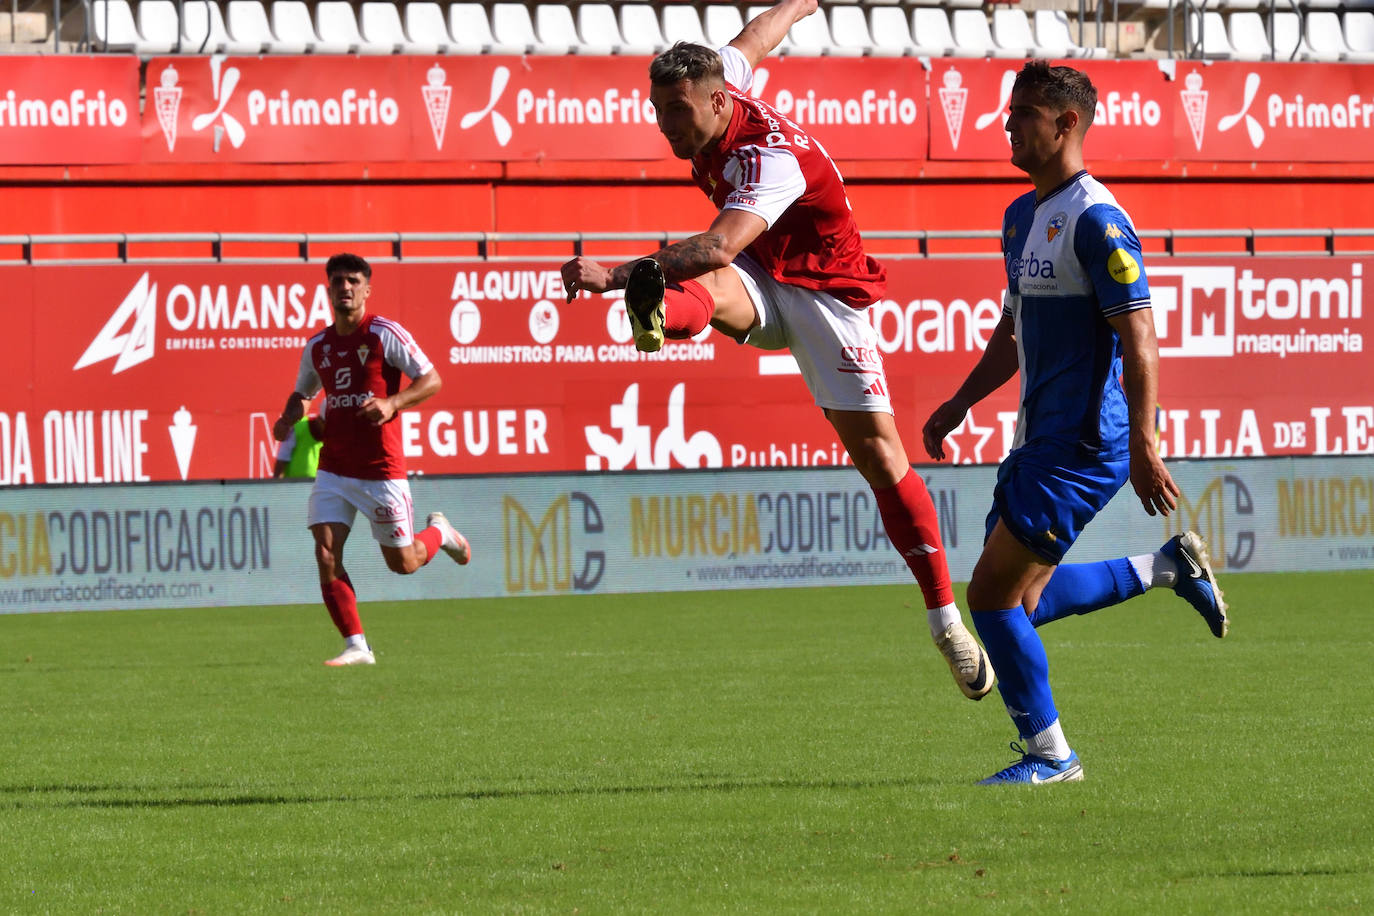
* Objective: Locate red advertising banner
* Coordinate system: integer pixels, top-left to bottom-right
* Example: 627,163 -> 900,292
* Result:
0,55 -> 141,164
138,54 -> 923,163
2,255 -> 1370,487
1171,61 -> 1374,162
0,54 -> 1354,166
928,59 -> 1175,161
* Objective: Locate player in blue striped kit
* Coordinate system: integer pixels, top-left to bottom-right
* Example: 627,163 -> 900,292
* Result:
922,62 -> 1230,785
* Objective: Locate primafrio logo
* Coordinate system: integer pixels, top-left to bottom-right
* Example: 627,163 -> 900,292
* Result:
459,66 -> 512,147
1216,71 -> 1265,149
190,56 -> 246,151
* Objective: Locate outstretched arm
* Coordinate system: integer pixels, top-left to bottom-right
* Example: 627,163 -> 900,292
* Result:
921,313 -> 1020,460
1110,307 -> 1179,517
561,208 -> 766,300
728,0 -> 819,69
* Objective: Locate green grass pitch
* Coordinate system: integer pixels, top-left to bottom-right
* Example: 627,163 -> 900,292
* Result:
1,571 -> 1370,912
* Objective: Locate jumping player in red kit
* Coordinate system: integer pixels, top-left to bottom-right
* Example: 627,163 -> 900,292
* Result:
560,0 -> 995,700
273,253 -> 471,667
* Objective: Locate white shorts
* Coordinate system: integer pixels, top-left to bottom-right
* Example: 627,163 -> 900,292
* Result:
307,469 -> 416,547
729,253 -> 892,414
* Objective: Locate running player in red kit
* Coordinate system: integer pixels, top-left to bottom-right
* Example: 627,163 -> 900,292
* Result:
560,0 -> 994,701
273,253 -> 471,667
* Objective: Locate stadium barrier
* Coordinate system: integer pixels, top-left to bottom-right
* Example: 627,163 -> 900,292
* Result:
1,455 -> 1369,614
2,252 -> 1371,486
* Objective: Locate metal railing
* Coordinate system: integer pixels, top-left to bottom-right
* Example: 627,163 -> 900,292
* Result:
2,228 -> 1373,266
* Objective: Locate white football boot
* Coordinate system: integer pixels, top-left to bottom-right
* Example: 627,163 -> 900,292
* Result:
426,511 -> 472,565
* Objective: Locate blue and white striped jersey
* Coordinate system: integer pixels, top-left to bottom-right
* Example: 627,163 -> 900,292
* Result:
1001,170 -> 1151,459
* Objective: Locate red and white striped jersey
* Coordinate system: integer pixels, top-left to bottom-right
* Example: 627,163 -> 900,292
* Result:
292,313 -> 433,481
688,47 -> 887,308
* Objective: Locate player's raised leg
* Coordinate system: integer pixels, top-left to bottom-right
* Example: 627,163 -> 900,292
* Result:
426,511 -> 472,565
1022,531 -> 1228,638
622,257 -> 760,352
827,408 -> 994,701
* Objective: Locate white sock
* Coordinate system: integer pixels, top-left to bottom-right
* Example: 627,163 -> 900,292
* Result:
927,603 -> 963,641
1129,551 -> 1177,590
1026,719 -> 1072,762
346,634 -> 369,651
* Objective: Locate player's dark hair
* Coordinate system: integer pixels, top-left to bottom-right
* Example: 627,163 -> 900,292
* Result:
325,252 -> 372,279
1014,60 -> 1097,128
649,41 -> 725,88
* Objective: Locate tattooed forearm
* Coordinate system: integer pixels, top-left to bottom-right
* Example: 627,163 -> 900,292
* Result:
611,232 -> 729,287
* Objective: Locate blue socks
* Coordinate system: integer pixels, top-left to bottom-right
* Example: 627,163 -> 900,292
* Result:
1028,558 -> 1144,628
972,606 -> 1059,739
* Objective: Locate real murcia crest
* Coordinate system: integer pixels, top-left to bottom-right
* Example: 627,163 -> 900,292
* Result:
937,69 -> 969,149
1179,71 -> 1208,152
422,63 -> 452,150
168,405 -> 197,481
153,64 -> 183,152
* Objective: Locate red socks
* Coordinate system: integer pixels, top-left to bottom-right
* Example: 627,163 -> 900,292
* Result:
414,525 -> 443,566
321,575 -> 362,638
663,279 -> 714,339
873,468 -> 955,610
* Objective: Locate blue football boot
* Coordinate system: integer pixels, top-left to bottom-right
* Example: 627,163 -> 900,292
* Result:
1161,531 -> 1229,638
978,743 -> 1083,786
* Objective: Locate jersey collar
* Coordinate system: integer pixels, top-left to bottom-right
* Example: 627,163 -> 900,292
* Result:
1035,170 -> 1089,208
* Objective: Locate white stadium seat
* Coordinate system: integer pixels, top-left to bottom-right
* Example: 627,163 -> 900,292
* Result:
448,3 -> 523,54
869,6 -> 918,55
226,0 -> 299,54
538,4 -> 608,54
403,3 -> 454,53
315,1 -> 386,53
136,0 -> 180,53
1308,10 -> 1374,60
492,2 -> 568,54
181,1 -> 250,54
1345,11 -> 1374,56
913,8 -> 969,56
953,8 -> 1025,57
662,5 -> 707,44
786,6 -> 842,55
578,3 -> 642,55
1193,10 -> 1236,58
358,2 -> 416,53
1034,10 -> 1104,59
830,6 -> 884,56
704,5 -> 744,49
1226,11 -> 1271,60
1272,11 -> 1315,60
90,0 -> 142,51
992,8 -> 1043,56
619,4 -> 667,53
271,0 -> 330,52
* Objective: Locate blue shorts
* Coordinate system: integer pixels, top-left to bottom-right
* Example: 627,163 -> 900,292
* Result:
984,444 -> 1130,564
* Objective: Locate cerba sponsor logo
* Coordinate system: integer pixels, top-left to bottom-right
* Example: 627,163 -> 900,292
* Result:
75,272 -> 334,374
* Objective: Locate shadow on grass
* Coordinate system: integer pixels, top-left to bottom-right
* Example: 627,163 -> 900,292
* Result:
0,774 -> 935,810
